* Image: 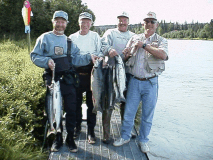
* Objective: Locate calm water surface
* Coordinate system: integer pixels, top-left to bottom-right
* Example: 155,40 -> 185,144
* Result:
149,40 -> 213,159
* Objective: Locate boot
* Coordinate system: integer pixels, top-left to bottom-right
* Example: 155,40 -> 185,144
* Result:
66,133 -> 78,153
88,128 -> 96,144
51,132 -> 63,152
74,125 -> 81,139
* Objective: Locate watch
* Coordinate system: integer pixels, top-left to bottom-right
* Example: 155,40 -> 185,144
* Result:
142,43 -> 146,49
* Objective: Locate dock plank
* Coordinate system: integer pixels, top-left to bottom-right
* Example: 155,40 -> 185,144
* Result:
48,109 -> 148,160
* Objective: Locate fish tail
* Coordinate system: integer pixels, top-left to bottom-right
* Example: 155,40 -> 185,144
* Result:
47,128 -> 56,137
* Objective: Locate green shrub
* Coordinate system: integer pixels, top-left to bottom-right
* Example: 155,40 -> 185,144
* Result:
0,40 -> 47,159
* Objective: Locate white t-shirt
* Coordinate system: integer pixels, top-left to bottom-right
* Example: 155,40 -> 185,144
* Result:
69,30 -> 102,57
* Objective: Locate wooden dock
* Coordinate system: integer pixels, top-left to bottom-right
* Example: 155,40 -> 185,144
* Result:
48,109 -> 149,160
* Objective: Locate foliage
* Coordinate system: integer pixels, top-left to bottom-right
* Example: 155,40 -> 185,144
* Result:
94,20 -> 213,40
161,20 -> 213,39
0,0 -> 95,39
0,39 -> 47,159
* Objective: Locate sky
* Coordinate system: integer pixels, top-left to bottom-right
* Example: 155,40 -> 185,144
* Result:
81,0 -> 213,26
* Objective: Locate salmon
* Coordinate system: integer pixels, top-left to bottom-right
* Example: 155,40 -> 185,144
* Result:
91,59 -> 104,113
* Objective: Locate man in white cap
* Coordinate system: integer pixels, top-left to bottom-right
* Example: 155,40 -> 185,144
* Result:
69,12 -> 102,144
30,10 -> 97,153
101,11 -> 135,144
113,11 -> 168,153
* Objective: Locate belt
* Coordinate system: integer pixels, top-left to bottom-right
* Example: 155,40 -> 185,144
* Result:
79,73 -> 89,75
133,75 -> 156,81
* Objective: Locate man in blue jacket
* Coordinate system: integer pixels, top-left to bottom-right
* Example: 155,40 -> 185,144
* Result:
30,10 -> 96,152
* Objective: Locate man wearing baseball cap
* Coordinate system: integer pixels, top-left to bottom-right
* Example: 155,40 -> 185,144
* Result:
69,12 -> 102,144
101,11 -> 135,144
30,10 -> 97,153
113,11 -> 168,153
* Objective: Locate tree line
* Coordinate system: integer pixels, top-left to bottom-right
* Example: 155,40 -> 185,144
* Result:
94,20 -> 213,40
159,20 -> 213,39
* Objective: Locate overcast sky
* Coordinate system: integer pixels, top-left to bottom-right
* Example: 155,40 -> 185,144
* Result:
81,0 -> 213,26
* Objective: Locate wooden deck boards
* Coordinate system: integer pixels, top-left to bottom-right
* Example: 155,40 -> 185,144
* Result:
48,109 -> 148,160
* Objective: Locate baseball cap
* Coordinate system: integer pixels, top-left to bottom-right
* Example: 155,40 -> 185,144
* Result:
79,12 -> 93,21
53,10 -> 69,22
117,11 -> 129,19
143,11 -> 157,21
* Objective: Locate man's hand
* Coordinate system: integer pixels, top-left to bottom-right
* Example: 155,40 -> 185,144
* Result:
109,49 -> 118,58
122,47 -> 131,55
48,59 -> 55,71
134,40 -> 143,48
91,54 -> 98,64
122,47 -> 132,60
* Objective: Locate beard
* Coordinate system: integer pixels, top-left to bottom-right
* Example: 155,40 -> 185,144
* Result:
53,26 -> 65,35
56,30 -> 64,34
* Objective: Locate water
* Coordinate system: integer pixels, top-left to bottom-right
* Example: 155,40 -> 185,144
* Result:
149,40 -> 213,159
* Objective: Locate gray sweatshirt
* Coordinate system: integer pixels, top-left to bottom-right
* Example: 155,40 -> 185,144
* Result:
101,28 -> 134,66
30,31 -> 92,69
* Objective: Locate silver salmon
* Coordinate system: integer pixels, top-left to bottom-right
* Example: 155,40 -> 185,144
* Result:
53,80 -> 62,133
91,59 -> 104,113
46,67 -> 62,136
115,55 -> 126,102
46,87 -> 55,137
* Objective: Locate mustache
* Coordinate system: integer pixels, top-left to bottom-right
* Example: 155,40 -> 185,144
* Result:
119,24 -> 127,26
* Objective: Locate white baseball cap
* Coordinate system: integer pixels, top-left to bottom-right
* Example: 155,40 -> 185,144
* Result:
117,11 -> 129,19
79,12 -> 93,21
143,11 -> 157,21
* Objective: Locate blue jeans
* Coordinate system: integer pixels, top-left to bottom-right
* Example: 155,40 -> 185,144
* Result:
121,76 -> 158,143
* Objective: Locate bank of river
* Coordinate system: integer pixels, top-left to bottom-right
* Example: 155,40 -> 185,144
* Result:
146,40 -> 213,159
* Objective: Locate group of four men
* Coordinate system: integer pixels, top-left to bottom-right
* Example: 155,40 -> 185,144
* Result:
30,10 -> 168,154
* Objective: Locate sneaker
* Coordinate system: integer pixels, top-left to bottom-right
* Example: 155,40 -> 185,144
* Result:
88,134 -> 96,144
138,142 -> 149,153
66,135 -> 78,153
88,128 -> 96,144
74,126 -> 81,139
113,137 -> 130,147
51,132 -> 63,152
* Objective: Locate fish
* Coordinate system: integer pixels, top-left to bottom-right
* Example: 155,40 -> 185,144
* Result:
91,58 -> 104,113
112,66 -> 120,103
46,88 -> 55,137
100,66 -> 108,111
52,80 -> 62,133
107,66 -> 114,109
46,67 -> 62,136
115,55 -> 126,102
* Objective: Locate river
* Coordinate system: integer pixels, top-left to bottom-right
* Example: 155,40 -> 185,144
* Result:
148,40 -> 213,160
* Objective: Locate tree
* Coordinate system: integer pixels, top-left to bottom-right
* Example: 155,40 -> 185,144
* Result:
0,0 -> 25,39
203,22 -> 213,38
199,29 -> 207,39
168,22 -> 174,32
209,19 -> 213,38
0,0 -> 94,39
157,26 -> 163,35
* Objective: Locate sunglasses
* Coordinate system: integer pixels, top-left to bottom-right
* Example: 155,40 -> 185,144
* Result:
144,20 -> 157,24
